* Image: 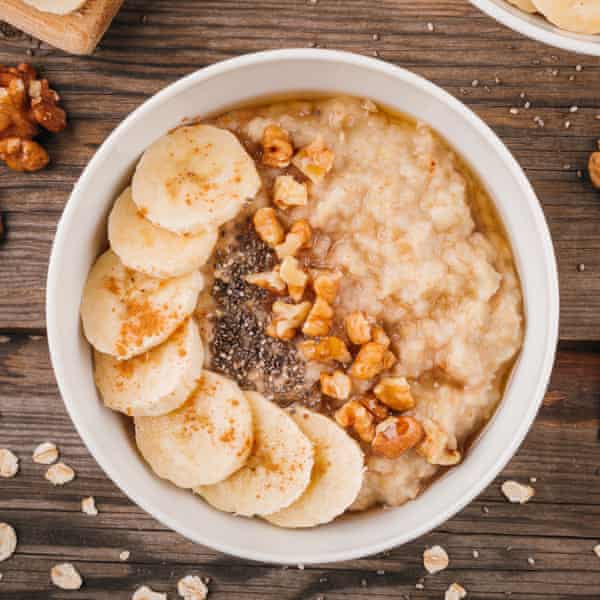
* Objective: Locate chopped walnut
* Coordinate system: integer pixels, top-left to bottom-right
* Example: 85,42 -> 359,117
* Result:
383,350 -> 397,369
345,311 -> 372,345
302,296 -> 334,337
273,175 -> 308,209
245,268 -> 287,295
374,377 -> 415,411
279,256 -> 308,301
589,151 -> 600,189
358,394 -> 389,421
416,418 -> 461,466
298,336 -> 351,363
371,325 -> 390,349
320,370 -> 352,400
267,300 -> 312,340
262,124 -> 293,168
0,137 -> 48,171
348,342 -> 388,380
371,416 -> 424,458
501,480 -> 535,504
311,270 -> 341,304
335,399 -> 375,442
28,79 -> 66,133
292,135 -> 335,183
275,219 -> 312,259
253,207 -> 285,247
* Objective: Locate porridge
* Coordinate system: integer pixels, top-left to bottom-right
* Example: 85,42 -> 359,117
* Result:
80,95 -> 523,527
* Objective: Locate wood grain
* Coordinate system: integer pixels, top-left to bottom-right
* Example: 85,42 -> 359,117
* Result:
0,335 -> 599,598
0,0 -> 124,55
1,2 -> 600,598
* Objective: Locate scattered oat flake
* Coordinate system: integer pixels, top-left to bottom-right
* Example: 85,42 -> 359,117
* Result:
0,449 -> 18,478
45,462 -> 75,485
501,480 -> 535,504
445,582 -> 467,600
133,586 -> 167,600
593,544 -> 600,558
50,563 -> 82,590
472,549 -> 480,559
576,64 -> 583,72
569,106 -> 579,113
415,582 -> 424,590
297,564 -> 304,570
527,557 -> 535,565
427,22 -> 434,32
33,442 -> 58,465
178,575 -> 208,599
423,545 -> 449,574
120,550 -> 130,561
0,524 -> 17,562
81,496 -> 98,516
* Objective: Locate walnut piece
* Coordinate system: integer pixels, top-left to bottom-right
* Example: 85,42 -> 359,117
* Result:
262,124 -> 293,168
302,296 -> 333,337
298,336 -> 351,363
292,135 -> 335,183
371,416 -> 424,458
273,175 -> 308,209
245,268 -> 287,295
279,256 -> 308,301
0,448 -> 18,478
0,137 -> 48,171
0,522 -> 17,562
267,300 -> 312,340
589,151 -> 600,189
253,207 -> 285,247
345,311 -> 372,345
275,219 -> 312,259
348,342 -> 388,380
501,480 -> 535,504
423,545 -> 450,574
335,399 -> 376,442
32,441 -> 59,464
358,394 -> 389,421
28,79 -> 66,133
178,575 -> 209,600
371,325 -> 390,349
374,377 -> 415,411
416,418 -> 461,466
320,370 -> 352,400
50,563 -> 83,590
311,270 -> 341,304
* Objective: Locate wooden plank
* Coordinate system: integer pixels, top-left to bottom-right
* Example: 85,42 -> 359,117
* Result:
0,335 -> 599,597
0,0 -> 124,55
1,2 -> 600,337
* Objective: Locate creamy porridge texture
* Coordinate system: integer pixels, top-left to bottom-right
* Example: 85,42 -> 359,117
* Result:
214,96 -> 523,509
82,95 -> 523,526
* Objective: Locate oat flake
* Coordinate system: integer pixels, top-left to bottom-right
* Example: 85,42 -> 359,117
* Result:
445,582 -> 467,600
33,442 -> 58,465
593,544 -> 600,558
0,449 -> 18,478
178,575 -> 208,599
0,524 -> 17,562
120,550 -> 130,561
423,545 -> 449,574
45,462 -> 75,485
50,563 -> 83,590
133,586 -> 167,600
81,496 -> 98,515
501,480 -> 535,504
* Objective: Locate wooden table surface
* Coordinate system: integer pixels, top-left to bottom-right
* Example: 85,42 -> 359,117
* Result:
1,1 -> 600,598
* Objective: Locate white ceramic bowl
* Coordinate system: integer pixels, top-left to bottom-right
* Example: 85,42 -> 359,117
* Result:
470,0 -> 600,56
46,49 -> 559,564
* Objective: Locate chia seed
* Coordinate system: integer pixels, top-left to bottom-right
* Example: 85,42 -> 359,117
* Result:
209,219 -> 309,404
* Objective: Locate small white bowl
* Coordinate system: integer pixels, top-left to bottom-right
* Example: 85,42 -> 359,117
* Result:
470,0 -> 600,56
46,49 -> 559,564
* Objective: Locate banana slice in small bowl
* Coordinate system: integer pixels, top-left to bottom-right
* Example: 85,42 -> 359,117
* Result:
532,0 -> 600,34
22,0 -> 87,15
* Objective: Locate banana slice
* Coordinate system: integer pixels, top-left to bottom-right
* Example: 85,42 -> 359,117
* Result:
196,392 -> 314,517
94,318 -> 204,417
22,0 -> 87,15
507,0 -> 537,13
80,250 -> 203,360
108,187 -> 218,279
132,124 -> 261,234
135,371 -> 253,488
266,407 -> 364,528
532,0 -> 600,33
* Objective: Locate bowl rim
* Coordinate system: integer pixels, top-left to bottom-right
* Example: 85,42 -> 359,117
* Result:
469,0 -> 600,56
46,48 -> 560,564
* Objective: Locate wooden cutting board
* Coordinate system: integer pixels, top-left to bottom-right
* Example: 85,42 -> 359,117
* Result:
0,0 -> 124,55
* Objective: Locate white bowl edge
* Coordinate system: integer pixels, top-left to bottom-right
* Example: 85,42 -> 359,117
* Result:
46,49 -> 560,565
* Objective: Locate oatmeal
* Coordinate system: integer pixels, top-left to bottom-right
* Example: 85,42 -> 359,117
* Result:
209,96 -> 523,510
